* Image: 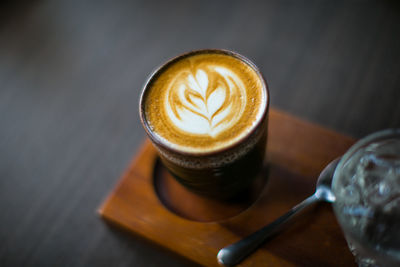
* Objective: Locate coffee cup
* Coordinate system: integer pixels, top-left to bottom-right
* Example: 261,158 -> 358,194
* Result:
139,49 -> 269,199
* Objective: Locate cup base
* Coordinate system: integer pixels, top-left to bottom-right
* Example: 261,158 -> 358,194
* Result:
153,157 -> 268,222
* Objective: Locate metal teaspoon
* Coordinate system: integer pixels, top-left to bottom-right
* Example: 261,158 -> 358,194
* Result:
217,158 -> 340,266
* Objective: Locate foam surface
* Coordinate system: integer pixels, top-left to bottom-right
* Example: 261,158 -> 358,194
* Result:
143,51 -> 267,153
165,66 -> 246,137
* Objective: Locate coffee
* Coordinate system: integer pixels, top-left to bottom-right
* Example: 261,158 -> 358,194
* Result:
143,51 -> 266,153
140,49 -> 269,199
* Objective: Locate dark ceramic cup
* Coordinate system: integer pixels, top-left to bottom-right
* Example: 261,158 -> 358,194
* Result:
139,49 -> 269,200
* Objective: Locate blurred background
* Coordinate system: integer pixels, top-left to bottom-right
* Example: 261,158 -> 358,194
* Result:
1,0 -> 399,266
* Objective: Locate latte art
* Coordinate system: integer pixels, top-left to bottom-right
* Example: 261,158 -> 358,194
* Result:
165,67 -> 246,137
142,51 -> 267,153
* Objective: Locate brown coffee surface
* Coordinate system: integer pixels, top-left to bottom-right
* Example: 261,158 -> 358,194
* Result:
143,51 -> 266,153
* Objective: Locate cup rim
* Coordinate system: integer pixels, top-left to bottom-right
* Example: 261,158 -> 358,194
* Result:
139,48 -> 270,156
333,128 -> 400,187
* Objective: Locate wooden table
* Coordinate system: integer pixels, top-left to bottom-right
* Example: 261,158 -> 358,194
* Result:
1,1 -> 399,266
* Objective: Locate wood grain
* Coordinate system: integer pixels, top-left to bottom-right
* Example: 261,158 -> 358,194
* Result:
99,109 -> 356,267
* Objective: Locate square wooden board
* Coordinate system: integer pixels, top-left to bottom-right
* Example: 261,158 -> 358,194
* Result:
98,109 -> 356,267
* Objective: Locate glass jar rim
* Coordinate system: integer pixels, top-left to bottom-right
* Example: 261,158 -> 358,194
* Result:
333,128 -> 400,188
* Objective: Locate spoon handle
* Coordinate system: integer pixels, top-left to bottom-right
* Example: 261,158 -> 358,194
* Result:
217,194 -> 318,266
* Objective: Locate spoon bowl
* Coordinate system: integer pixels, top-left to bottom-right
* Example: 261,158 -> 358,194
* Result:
314,158 -> 338,202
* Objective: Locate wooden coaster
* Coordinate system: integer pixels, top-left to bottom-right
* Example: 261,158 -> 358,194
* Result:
98,109 -> 357,267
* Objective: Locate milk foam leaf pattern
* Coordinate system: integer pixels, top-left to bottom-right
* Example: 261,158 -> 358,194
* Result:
165,66 -> 246,137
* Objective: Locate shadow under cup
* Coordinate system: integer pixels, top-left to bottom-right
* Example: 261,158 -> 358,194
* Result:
139,49 -> 269,200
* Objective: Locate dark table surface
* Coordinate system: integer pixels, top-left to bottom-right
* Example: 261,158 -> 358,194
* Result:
1,1 -> 399,266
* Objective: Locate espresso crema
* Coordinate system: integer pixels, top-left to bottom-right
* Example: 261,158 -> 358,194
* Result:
142,51 -> 267,153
